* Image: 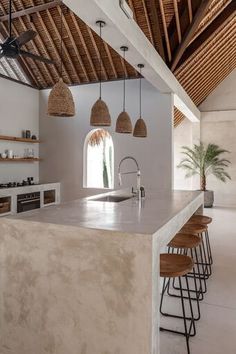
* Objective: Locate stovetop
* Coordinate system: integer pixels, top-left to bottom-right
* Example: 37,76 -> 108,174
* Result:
0,182 -> 38,189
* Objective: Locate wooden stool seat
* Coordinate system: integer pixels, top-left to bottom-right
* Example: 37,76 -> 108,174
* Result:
188,215 -> 212,225
168,233 -> 201,249
181,223 -> 207,234
160,254 -> 194,278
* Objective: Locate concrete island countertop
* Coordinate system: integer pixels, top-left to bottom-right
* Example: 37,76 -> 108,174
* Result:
9,189 -> 203,235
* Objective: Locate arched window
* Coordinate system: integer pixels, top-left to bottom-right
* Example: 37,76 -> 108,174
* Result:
84,129 -> 114,189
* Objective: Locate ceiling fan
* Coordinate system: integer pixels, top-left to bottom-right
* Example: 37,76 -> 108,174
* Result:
0,0 -> 54,64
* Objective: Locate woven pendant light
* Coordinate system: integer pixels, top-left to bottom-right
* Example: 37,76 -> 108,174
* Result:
47,6 -> 75,117
133,64 -> 147,138
90,98 -> 111,126
48,78 -> 75,117
116,46 -> 132,134
90,21 -> 111,127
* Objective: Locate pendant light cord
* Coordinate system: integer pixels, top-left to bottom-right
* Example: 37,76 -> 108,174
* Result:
139,67 -> 142,118
60,6 -> 63,78
99,23 -> 102,99
123,50 -> 126,112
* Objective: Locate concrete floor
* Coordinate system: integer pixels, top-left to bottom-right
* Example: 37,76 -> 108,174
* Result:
160,207 -> 236,354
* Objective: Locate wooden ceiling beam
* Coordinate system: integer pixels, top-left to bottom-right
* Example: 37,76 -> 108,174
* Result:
60,7 -> 89,82
182,51 -> 236,104
171,0 -> 212,71
0,0 -> 62,22
186,41 -> 236,104
141,0 -> 154,46
46,8 -> 80,83
195,58 -> 236,105
150,0 -> 166,61
33,11 -> 71,83
187,0 -> 193,23
28,20 -> 59,83
70,14 -> 98,81
177,20 -> 235,85
176,1 -> 236,70
104,43 -> 118,79
173,0 -> 182,44
29,0 -> 59,83
86,26 -> 108,81
190,0 -> 232,44
158,0 -> 172,62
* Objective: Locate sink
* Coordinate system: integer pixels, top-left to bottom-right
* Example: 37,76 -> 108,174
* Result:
90,195 -> 133,203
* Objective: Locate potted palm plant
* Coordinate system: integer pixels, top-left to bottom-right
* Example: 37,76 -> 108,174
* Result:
178,142 -> 231,207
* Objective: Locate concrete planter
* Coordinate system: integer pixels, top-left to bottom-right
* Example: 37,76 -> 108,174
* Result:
204,190 -> 214,208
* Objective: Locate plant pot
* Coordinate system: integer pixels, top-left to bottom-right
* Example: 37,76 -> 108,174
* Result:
204,190 -> 214,208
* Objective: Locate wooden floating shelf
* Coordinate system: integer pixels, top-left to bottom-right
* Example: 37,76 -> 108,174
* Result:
0,158 -> 41,162
0,135 -> 40,143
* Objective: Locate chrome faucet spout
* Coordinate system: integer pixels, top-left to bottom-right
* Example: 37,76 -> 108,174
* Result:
118,156 -> 142,199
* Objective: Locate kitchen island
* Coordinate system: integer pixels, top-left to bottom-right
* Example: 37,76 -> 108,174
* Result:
0,189 -> 203,354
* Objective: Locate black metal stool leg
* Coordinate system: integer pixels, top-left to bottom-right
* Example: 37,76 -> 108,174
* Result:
205,229 -> 213,265
200,232 -> 212,277
179,277 -> 190,354
194,247 -> 206,296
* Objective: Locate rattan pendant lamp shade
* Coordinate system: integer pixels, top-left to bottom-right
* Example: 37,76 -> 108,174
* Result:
90,21 -> 111,127
47,6 -> 75,117
116,46 -> 132,134
133,64 -> 147,138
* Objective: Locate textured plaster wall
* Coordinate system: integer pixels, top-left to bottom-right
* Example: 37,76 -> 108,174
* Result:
200,69 -> 236,207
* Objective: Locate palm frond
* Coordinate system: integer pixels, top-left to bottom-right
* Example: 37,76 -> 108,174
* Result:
178,142 -> 231,188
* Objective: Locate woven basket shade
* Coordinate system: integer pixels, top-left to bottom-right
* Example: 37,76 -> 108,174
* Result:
116,111 -> 132,133
133,117 -> 147,138
47,78 -> 75,117
90,98 -> 111,126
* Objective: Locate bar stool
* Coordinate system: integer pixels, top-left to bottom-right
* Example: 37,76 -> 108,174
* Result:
160,254 -> 195,354
166,233 -> 204,320
187,215 -> 213,265
181,223 -> 211,279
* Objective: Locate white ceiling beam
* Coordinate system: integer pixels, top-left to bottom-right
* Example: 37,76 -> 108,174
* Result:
63,0 -> 200,122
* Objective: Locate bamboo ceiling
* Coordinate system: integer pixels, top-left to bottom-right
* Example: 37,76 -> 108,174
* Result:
0,0 -> 235,126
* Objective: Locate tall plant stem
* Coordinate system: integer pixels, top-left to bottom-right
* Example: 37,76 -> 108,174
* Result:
201,174 -> 206,191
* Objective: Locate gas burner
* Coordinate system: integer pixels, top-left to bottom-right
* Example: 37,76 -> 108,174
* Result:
0,178 -> 35,189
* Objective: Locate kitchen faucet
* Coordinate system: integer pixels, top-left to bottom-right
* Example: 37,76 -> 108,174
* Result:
118,156 -> 142,199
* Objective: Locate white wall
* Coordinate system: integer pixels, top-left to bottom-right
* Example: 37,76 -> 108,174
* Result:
0,78 -> 39,184
39,79 -> 174,201
174,119 -> 200,190
200,69 -> 236,207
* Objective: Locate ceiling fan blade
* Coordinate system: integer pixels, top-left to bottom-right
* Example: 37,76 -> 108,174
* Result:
19,49 -> 54,64
14,30 -> 37,47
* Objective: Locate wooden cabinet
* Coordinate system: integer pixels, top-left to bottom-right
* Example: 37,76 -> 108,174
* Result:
0,196 -> 11,215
